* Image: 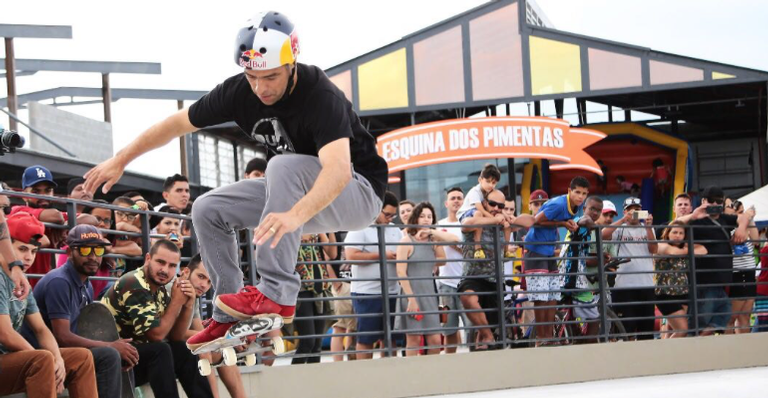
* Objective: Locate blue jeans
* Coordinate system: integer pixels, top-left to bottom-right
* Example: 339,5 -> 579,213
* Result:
693,287 -> 731,331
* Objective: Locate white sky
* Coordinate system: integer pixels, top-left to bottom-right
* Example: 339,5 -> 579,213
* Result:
2,0 -> 768,178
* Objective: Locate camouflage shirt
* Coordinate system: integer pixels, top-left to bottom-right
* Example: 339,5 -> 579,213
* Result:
101,267 -> 169,343
461,209 -> 505,282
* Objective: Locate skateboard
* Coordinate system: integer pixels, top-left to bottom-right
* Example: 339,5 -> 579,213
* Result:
77,302 -> 136,398
191,314 -> 286,376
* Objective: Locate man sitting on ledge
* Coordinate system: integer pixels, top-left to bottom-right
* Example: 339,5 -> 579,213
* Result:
102,239 -> 213,398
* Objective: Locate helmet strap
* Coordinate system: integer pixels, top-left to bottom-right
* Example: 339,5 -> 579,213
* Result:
279,63 -> 297,103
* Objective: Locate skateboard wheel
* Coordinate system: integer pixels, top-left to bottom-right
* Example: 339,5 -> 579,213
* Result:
244,354 -> 257,367
198,359 -> 212,376
271,336 -> 285,355
222,347 -> 237,366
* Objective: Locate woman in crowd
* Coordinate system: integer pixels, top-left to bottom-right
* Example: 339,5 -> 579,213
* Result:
655,221 -> 707,338
396,202 -> 458,356
292,233 -> 335,364
725,198 -> 759,333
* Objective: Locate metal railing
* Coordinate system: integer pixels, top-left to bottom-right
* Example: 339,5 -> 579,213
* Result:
4,191 -> 767,364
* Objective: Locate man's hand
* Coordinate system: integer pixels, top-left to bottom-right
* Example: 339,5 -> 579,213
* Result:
83,157 -> 127,194
177,279 -> 196,305
691,203 -> 709,220
564,220 -> 578,232
47,228 -> 66,248
10,267 -> 31,300
733,229 -> 747,245
54,355 -> 66,394
109,338 -> 139,370
386,250 -> 397,260
645,213 -> 654,226
170,279 -> 189,305
254,211 -> 304,249
493,213 -> 506,224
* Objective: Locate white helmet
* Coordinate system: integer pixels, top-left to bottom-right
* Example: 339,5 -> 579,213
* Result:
234,11 -> 299,70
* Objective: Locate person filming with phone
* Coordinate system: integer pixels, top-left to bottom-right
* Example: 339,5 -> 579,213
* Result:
676,186 -> 753,335
601,197 -> 657,340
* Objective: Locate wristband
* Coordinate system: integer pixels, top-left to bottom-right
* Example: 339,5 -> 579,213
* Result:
8,260 -> 24,271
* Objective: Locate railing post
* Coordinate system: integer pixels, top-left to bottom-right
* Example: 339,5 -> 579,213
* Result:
595,224 -> 610,342
492,224 -> 507,346
140,212 -> 151,256
377,225 -> 393,356
687,223 -> 699,336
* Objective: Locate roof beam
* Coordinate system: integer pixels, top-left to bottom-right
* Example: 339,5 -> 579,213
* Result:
0,24 -> 72,39
0,58 -> 161,74
0,87 -> 207,108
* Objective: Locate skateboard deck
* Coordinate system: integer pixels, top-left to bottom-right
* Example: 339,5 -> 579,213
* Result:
191,314 -> 285,376
77,303 -> 136,398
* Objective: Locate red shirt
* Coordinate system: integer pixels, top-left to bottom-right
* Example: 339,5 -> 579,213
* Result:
10,206 -> 68,287
758,245 -> 768,297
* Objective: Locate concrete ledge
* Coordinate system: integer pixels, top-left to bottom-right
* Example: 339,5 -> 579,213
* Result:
139,333 -> 768,398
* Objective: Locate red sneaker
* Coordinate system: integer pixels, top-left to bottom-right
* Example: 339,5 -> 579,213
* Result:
215,286 -> 295,324
186,319 -> 236,351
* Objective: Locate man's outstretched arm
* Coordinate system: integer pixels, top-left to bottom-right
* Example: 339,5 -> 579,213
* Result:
84,108 -> 197,194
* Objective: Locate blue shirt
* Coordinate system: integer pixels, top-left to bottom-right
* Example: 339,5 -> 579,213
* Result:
0,271 -> 39,354
32,260 -> 94,334
525,194 -> 581,256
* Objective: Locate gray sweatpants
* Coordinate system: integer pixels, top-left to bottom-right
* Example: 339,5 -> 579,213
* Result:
191,154 -> 382,323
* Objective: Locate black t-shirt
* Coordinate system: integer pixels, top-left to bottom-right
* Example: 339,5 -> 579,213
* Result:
188,63 -> 388,199
690,214 -> 738,285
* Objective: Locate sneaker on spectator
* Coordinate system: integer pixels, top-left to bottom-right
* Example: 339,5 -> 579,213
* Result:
216,286 -> 295,323
186,319 -> 236,350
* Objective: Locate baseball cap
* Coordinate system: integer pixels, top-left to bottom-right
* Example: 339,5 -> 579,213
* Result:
66,224 -> 111,247
22,165 -> 57,189
623,196 -> 642,210
701,185 -> 724,201
7,212 -> 45,246
602,200 -> 617,215
529,189 -> 549,203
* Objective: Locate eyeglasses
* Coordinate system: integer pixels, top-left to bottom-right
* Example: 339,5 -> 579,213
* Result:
95,216 -> 112,226
487,200 -> 505,209
381,211 -> 397,219
76,246 -> 106,257
115,211 -> 137,222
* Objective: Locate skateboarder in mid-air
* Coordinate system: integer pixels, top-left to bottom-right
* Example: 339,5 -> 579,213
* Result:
84,11 -> 388,349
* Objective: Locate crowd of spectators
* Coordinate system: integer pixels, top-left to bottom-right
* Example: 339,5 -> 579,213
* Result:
0,159 -> 766,397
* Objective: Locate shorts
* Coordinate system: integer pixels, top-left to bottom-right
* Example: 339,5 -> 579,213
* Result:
523,251 -> 561,302
352,293 -> 397,345
655,293 -> 688,316
729,270 -> 757,299
457,278 -> 499,327
573,299 -> 599,321
438,283 -> 468,336
695,287 -> 731,330
331,282 -> 357,331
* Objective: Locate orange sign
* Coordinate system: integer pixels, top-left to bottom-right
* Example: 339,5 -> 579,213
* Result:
377,117 -> 606,175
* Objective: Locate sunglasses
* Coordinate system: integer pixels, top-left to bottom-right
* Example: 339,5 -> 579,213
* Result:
487,200 -> 505,209
624,197 -> 641,207
76,246 -> 106,257
707,198 -> 725,205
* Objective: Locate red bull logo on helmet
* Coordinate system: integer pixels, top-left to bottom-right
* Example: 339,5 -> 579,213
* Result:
240,49 -> 267,69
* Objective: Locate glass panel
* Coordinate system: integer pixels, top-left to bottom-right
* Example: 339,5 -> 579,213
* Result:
588,48 -> 642,91
469,3 -> 524,101
413,26 -> 465,106
529,36 -> 582,95
358,48 -> 409,110
404,158 -> 510,220
650,60 -> 704,85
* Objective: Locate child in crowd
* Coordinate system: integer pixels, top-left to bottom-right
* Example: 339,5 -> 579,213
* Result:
456,164 -> 509,258
616,175 -> 634,193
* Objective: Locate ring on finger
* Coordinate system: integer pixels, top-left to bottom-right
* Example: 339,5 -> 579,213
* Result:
269,227 -> 277,234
